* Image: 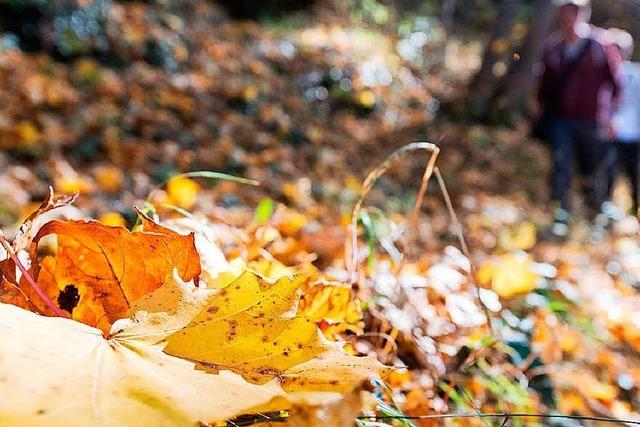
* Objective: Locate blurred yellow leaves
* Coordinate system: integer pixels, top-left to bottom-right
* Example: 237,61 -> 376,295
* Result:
55,176 -> 93,194
166,176 -> 199,209
97,212 -> 127,227
277,210 -> 308,236
299,282 -> 361,324
356,90 -> 376,108
477,253 -> 538,298
94,166 -> 124,194
498,221 -> 537,251
15,121 -> 41,147
243,85 -> 258,102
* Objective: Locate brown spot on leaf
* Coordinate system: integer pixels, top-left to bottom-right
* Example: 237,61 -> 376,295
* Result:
57,284 -> 80,314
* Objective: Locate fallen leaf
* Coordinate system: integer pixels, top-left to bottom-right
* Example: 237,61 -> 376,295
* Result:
167,176 -> 199,210
97,212 -> 127,227
94,165 -> 124,194
298,282 -> 361,324
30,211 -> 201,333
164,271 -> 323,383
477,253 -> 538,298
0,274 -> 385,426
164,272 -> 385,387
0,303 -> 282,427
498,221 -> 537,251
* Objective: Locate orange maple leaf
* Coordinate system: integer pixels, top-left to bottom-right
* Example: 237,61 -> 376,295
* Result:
26,211 -> 201,333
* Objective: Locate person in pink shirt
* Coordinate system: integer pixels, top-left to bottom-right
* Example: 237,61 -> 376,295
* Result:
537,0 -> 621,236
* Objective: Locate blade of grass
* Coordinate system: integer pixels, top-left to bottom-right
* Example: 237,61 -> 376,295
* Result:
146,170 -> 259,204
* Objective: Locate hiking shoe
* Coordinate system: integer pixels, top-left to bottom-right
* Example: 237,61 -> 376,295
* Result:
550,207 -> 571,241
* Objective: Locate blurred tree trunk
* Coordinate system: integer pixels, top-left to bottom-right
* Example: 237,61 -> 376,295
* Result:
441,0 -> 456,32
491,0 -> 555,121
466,0 -> 520,119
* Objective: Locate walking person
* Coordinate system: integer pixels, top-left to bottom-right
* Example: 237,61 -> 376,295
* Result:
536,0 -> 621,237
607,29 -> 640,217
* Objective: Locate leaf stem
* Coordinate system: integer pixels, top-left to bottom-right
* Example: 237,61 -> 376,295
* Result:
0,231 -> 68,318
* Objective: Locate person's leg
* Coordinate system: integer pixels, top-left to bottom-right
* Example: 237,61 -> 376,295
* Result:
606,141 -> 619,201
623,143 -> 640,214
548,119 -> 574,212
575,122 -> 609,217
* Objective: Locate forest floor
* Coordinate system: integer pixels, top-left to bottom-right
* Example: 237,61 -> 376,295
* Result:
1,1 -> 640,425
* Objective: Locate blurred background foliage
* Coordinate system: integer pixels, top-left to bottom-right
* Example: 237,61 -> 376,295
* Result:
1,0 -> 638,122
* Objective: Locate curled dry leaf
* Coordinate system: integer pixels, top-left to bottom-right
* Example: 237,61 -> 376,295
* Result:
0,187 -> 76,278
11,188 -> 78,251
160,217 -> 229,285
298,281 -> 361,324
0,188 -> 77,312
28,211 -> 201,333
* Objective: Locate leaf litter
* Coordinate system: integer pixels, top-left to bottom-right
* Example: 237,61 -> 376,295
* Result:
1,1 -> 640,424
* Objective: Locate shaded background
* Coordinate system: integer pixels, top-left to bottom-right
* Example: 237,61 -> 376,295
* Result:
0,1 -> 637,220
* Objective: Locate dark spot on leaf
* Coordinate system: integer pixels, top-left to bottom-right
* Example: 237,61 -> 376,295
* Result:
57,284 -> 80,314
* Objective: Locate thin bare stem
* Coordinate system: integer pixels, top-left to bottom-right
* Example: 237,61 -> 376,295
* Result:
348,142 -> 440,284
0,231 -> 68,318
434,167 -> 497,339
358,412 -> 640,425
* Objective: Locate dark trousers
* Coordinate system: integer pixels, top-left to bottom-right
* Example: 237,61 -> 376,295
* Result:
548,118 -> 611,214
607,141 -> 640,213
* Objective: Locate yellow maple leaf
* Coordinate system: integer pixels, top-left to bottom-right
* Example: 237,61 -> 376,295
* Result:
164,272 -> 384,385
0,300 -> 381,427
164,272 -> 323,382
